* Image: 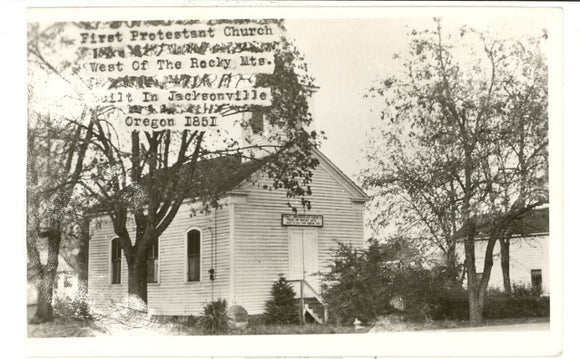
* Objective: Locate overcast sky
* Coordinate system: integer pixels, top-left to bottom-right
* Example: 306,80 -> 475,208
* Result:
284,16 -> 549,182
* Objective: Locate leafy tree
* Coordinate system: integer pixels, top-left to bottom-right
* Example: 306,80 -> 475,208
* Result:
264,276 -> 300,325
364,19 -> 548,323
27,22 -> 111,322
26,113 -> 94,323
363,127 -> 464,279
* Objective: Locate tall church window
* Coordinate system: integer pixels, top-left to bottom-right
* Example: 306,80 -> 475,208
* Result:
187,229 -> 201,282
147,237 -> 159,283
111,237 -> 121,284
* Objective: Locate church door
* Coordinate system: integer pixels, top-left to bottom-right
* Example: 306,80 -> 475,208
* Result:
288,228 -> 319,293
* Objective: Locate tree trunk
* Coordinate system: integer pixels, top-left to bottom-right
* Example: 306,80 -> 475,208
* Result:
124,231 -> 157,308
499,237 -> 511,294
463,220 -> 482,324
472,236 -> 498,324
445,243 -> 458,282
32,271 -> 57,323
30,229 -> 61,324
466,259 -> 485,324
468,287 -> 483,324
127,253 -> 148,307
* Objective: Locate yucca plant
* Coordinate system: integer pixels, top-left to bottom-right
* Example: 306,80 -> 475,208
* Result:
199,299 -> 228,334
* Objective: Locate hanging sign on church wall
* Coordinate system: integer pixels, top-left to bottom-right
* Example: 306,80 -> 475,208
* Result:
281,214 -> 324,227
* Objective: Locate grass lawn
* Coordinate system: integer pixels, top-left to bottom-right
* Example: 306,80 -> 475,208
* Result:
27,315 -> 549,338
27,317 -> 103,337
27,320 -> 362,337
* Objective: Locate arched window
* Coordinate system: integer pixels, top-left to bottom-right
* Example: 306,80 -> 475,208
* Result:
111,237 -> 121,284
147,237 -> 159,283
187,229 -> 201,282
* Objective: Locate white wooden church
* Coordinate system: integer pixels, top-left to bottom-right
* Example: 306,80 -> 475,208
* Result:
87,114 -> 368,322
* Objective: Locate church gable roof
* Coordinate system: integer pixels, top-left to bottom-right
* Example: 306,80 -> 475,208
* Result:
233,147 -> 368,202
311,148 -> 368,201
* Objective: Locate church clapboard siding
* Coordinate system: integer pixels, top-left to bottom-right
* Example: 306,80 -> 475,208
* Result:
88,205 -> 231,315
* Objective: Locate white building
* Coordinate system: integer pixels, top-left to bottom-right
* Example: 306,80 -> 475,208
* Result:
460,207 -> 549,294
